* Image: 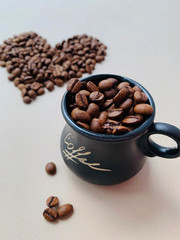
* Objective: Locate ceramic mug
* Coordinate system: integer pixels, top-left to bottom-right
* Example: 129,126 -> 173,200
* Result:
60,74 -> 180,185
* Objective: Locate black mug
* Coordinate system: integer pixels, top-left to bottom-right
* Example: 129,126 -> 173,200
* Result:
60,74 -> 180,185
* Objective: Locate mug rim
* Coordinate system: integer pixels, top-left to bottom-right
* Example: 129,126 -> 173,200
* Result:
61,74 -> 156,142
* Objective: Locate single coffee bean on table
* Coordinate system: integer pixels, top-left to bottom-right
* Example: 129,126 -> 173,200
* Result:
67,78 -> 154,135
45,162 -> 56,175
0,32 -> 107,104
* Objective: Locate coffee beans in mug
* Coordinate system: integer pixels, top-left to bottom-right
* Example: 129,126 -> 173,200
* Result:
67,78 -> 154,135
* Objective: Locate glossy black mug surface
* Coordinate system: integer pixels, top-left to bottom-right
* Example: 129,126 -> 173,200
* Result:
60,74 -> 180,185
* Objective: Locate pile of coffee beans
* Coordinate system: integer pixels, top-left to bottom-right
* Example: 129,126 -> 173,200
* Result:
43,196 -> 73,222
0,32 -> 107,104
67,78 -> 154,135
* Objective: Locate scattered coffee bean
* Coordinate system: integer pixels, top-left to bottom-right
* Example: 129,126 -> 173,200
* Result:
57,204 -> 73,218
46,196 -> 59,208
67,78 -> 154,135
45,162 -> 56,175
43,208 -> 58,222
0,32 -> 107,104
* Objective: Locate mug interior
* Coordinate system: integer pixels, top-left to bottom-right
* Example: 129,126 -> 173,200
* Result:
61,74 -> 156,142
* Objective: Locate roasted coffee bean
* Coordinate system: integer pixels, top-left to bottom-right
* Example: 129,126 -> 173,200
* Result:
102,99 -> 113,109
37,87 -> 45,96
89,91 -> 104,105
87,103 -> 100,118
113,87 -> 129,104
45,81 -> 54,91
46,196 -> 59,208
71,107 -> 91,123
120,98 -> 133,110
105,119 -> 121,127
134,91 -> 148,103
86,81 -> 99,92
108,108 -> 123,120
18,84 -> 25,90
23,96 -> 32,104
107,103 -> 116,111
122,115 -> 143,126
108,78 -> 118,85
28,90 -> 36,99
104,88 -> 117,99
67,78 -> 82,93
117,81 -> 130,90
75,92 -> 88,109
43,208 -> 58,222
134,104 -> 154,115
77,121 -> 90,130
12,68 -> 21,77
98,111 -> 108,125
79,89 -> 90,96
21,88 -> 27,97
133,85 -> 141,92
90,118 -> 102,133
0,61 -> 6,67
45,162 -> 56,175
54,78 -> 63,87
98,79 -> 114,91
8,74 -> 15,81
57,204 -> 73,219
112,126 -> 130,135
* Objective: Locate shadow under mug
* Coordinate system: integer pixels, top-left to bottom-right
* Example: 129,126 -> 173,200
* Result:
60,74 -> 180,185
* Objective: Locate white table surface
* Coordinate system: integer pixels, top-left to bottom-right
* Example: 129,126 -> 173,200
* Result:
0,0 -> 180,239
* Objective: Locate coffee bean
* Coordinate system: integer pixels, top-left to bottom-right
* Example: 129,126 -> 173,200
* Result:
46,196 -> 59,208
87,103 -> 100,118
89,91 -> 104,105
79,89 -> 90,96
54,78 -> 64,87
75,92 -> 88,109
71,107 -> 91,123
132,85 -> 141,92
45,81 -> 54,91
117,81 -> 130,90
37,87 -> 45,96
108,108 -> 123,120
134,91 -> 148,103
45,162 -> 56,175
43,208 -> 58,222
98,111 -> 108,125
8,74 -> 15,81
77,121 -> 90,130
18,84 -> 25,90
0,61 -> 6,67
102,99 -> 113,109
28,90 -> 36,99
122,115 -> 144,126
119,98 -> 133,110
108,78 -> 118,85
86,81 -> 99,92
23,96 -> 32,104
113,87 -> 129,104
112,126 -> 129,135
134,104 -> 154,115
98,79 -> 114,91
67,78 -> 82,93
90,118 -> 102,133
104,88 -> 117,99
57,204 -> 73,219
12,68 -> 21,77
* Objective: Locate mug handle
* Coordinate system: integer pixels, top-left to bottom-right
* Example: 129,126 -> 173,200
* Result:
142,122 -> 180,158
